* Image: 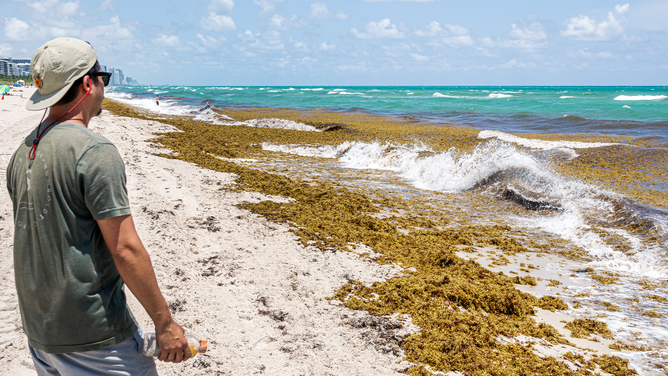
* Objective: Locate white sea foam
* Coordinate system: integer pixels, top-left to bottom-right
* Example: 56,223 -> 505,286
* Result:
339,92 -> 364,95
105,90 -> 320,132
262,142 -> 348,158
261,139 -> 667,279
623,105 -> 631,108
560,96 -> 575,99
245,118 -> 318,131
478,130 -> 617,150
301,88 -> 324,91
105,91 -> 200,116
489,93 -> 512,98
433,93 -> 461,98
332,89 -> 346,92
614,95 -> 667,101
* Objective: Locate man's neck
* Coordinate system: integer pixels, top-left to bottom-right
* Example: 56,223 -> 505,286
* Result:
44,107 -> 88,128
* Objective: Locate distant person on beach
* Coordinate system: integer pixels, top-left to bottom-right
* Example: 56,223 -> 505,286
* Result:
6,37 -> 191,375
156,95 -> 160,106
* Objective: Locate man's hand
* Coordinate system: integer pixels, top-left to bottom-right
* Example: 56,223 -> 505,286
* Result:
156,320 -> 192,363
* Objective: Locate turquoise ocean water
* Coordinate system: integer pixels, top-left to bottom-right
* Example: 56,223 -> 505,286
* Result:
106,86 -> 668,374
107,86 -> 668,142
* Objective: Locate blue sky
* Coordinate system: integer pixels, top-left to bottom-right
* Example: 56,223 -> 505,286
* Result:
1,0 -> 667,85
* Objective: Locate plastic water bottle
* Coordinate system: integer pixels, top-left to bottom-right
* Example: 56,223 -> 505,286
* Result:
142,333 -> 208,358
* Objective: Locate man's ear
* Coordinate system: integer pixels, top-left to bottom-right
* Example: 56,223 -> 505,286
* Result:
82,74 -> 93,92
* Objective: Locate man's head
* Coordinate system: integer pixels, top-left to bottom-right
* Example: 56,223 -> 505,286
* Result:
26,37 -> 99,111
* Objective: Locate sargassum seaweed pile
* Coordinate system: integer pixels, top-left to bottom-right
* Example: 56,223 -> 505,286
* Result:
103,99 -> 640,375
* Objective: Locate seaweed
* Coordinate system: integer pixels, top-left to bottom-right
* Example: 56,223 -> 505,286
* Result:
564,319 -> 613,339
102,99 -> 638,376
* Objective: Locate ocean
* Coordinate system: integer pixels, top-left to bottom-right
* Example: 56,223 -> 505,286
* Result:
106,86 -> 668,373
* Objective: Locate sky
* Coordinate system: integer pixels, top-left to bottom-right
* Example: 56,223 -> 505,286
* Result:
1,0 -> 667,86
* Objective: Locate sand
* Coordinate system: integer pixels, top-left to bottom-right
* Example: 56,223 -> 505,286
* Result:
0,89 -> 621,375
0,89 -> 414,375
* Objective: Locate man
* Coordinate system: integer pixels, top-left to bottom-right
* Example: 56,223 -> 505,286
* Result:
6,37 -> 190,375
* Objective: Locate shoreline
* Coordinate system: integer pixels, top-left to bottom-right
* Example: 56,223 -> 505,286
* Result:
102,98 -> 647,374
0,91 -> 654,374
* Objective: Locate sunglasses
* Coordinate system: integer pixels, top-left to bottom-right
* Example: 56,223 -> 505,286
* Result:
90,71 -> 112,87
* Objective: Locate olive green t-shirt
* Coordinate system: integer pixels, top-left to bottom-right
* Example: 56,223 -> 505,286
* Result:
6,122 -> 136,354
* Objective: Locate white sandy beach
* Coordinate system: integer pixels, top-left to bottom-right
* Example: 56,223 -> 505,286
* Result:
0,89 -> 415,375
0,89 -> 623,375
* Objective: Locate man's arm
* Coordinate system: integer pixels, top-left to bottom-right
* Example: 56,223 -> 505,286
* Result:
97,214 -> 191,363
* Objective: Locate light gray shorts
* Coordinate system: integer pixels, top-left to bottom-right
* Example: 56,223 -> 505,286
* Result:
29,327 -> 158,376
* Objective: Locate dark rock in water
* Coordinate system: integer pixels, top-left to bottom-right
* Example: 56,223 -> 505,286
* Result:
502,187 -> 562,212
189,100 -> 218,114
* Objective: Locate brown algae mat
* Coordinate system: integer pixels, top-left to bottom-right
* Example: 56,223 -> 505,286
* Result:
103,99 -> 639,375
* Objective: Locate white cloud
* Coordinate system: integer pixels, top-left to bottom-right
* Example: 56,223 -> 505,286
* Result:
414,21 -> 473,47
500,59 -> 536,69
0,43 -> 13,56
237,29 -> 285,52
84,16 -> 134,40
443,35 -> 474,47
578,48 -> 615,59
411,53 -> 429,62
4,17 -> 31,41
561,3 -> 629,41
28,0 -> 80,19
254,0 -> 284,14
414,21 -> 469,37
476,47 -> 496,57
208,0 -> 234,13
270,14 -> 287,29
98,0 -> 116,11
196,33 -> 226,48
201,12 -> 237,32
310,3 -> 330,18
509,18 -> 546,41
351,18 -> 405,39
310,3 -> 348,20
336,61 -> 370,73
496,39 -> 545,49
335,11 -> 349,20
320,41 -> 336,51
292,40 -> 310,51
3,0 -> 83,40
153,34 -> 180,47
481,16 -> 547,50
268,14 -> 309,30
480,37 -> 495,48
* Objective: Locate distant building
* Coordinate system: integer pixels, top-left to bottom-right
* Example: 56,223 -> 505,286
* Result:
100,64 -> 108,73
0,60 -> 9,76
1,57 -> 32,76
105,66 -> 137,86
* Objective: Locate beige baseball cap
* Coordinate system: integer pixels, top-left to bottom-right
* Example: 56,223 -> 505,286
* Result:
26,37 -> 97,111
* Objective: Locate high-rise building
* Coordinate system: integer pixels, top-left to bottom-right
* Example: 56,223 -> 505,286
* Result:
100,64 -> 107,73
0,60 -> 9,76
1,57 -> 31,76
104,65 -> 137,85
110,67 -> 126,86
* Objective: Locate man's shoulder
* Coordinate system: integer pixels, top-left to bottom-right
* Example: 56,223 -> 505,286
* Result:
49,123 -> 115,152
53,122 -> 115,147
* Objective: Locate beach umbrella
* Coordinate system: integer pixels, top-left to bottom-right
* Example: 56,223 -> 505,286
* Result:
0,85 -> 9,93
